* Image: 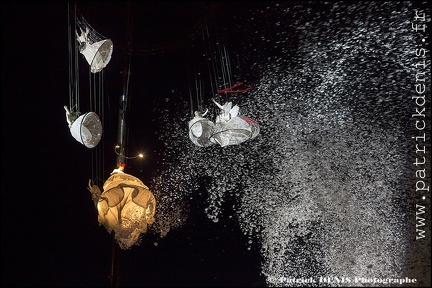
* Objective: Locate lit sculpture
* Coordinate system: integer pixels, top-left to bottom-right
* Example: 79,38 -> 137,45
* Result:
87,168 -> 156,249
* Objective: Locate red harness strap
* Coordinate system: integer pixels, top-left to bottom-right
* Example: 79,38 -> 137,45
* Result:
217,82 -> 254,93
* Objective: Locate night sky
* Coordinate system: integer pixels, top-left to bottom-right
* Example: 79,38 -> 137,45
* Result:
1,1 -> 431,288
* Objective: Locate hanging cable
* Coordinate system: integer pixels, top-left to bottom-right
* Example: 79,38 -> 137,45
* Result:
89,69 -> 106,186
188,42 -> 206,117
116,1 -> 133,170
219,43 -> 233,97
68,2 -> 80,113
201,7 -> 234,111
67,2 -> 73,110
204,25 -> 218,98
202,7 -> 253,107
188,65 -> 195,117
186,2 -> 226,120
198,74 -> 204,112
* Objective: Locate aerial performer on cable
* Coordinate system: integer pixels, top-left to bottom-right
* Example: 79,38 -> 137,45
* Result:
187,81 -> 259,148
76,17 -> 113,73
209,98 -> 260,147
64,105 -> 102,148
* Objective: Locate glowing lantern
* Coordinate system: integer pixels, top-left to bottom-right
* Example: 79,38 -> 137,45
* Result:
188,111 -> 215,147
88,170 -> 156,249
64,106 -> 102,148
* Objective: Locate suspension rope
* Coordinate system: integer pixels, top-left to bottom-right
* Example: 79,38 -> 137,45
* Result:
202,26 -> 216,99
204,8 -> 234,107
116,1 -> 134,170
187,2 -> 230,119
89,69 -> 107,185
73,8 -> 108,186
218,42 -> 232,99
205,11 -> 253,104
68,2 -> 80,113
198,74 -> 204,112
67,3 -> 73,110
187,60 -> 195,117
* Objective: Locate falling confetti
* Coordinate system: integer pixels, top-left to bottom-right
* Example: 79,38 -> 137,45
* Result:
145,2 -> 429,287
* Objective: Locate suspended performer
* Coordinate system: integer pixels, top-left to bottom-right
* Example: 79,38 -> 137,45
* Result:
210,98 -> 259,147
64,105 -> 102,148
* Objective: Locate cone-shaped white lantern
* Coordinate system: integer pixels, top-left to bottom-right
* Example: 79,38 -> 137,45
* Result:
65,106 -> 102,148
80,39 -> 113,73
188,111 -> 215,147
76,24 -> 113,73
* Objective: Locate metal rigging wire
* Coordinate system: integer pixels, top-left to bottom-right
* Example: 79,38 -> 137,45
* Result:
187,4 -> 236,121
67,1 -> 108,186
67,2 -> 80,113
89,69 -> 106,186
116,1 -> 134,170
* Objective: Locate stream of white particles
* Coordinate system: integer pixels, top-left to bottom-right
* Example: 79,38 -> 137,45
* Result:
147,2 -> 430,287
